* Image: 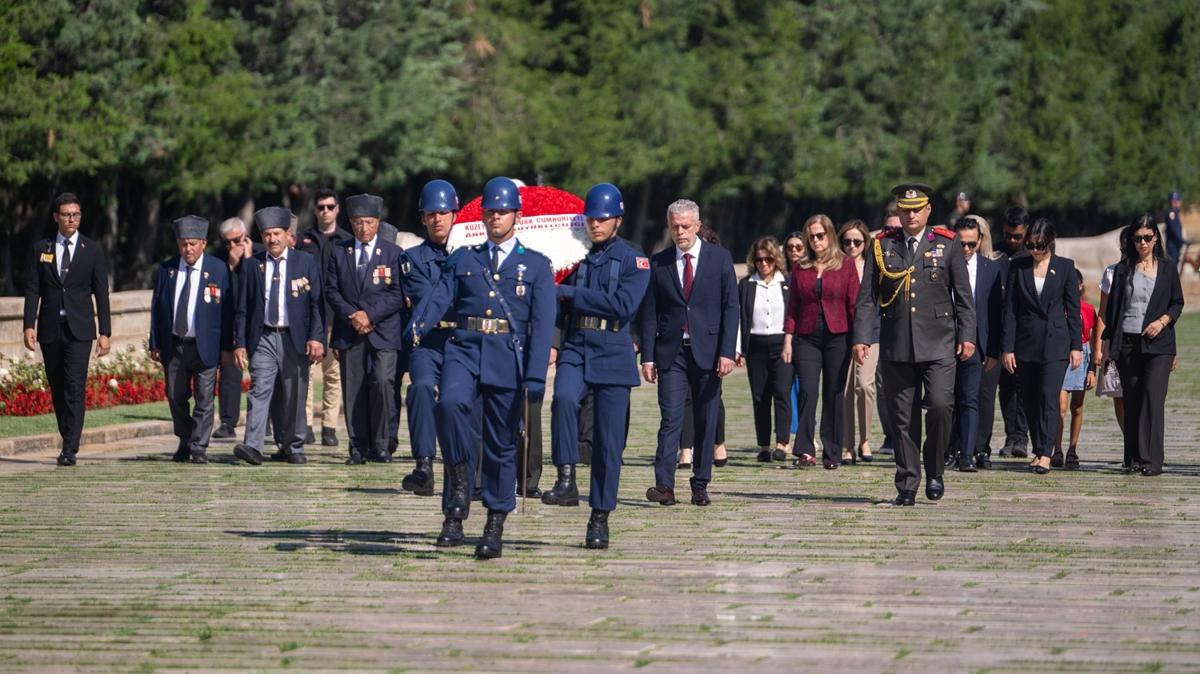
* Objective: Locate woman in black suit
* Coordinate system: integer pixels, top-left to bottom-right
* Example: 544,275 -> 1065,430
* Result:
736,236 -> 792,462
1001,219 -> 1082,474
1101,215 -> 1185,476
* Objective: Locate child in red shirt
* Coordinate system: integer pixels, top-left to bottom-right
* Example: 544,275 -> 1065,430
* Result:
1056,270 -> 1098,469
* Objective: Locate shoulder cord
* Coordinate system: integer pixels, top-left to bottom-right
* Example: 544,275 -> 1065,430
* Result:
873,238 -> 914,309
480,259 -> 525,383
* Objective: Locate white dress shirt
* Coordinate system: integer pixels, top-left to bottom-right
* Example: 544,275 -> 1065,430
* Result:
356,235 -> 377,269
965,253 -> 978,297
488,237 -> 518,270
264,248 -> 290,327
172,254 -> 203,338
750,271 -> 787,335
57,231 -> 79,277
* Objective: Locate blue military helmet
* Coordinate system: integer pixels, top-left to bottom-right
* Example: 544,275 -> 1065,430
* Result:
419,179 -> 459,212
481,177 -> 521,210
584,182 -> 624,219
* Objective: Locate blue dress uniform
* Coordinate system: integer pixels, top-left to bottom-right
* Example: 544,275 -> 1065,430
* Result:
326,225 -> 407,464
148,216 -> 232,463
550,236 -> 650,495
411,217 -> 555,556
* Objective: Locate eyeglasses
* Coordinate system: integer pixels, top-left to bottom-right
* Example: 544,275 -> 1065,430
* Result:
1133,234 -> 1156,244
809,231 -> 827,241
58,212 -> 82,220
315,203 -> 338,212
754,256 -> 773,264
785,243 -> 804,251
223,236 -> 247,247
840,238 -> 864,247
1025,241 -> 1049,251
961,241 -> 979,250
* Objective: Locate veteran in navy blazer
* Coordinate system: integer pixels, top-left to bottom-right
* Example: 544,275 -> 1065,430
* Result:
232,207 -> 326,465
325,194 -> 407,465
1001,219 -> 1082,474
949,216 -> 1005,472
640,199 -> 740,507
148,216 -> 232,464
409,177 -> 556,559
22,193 -> 113,466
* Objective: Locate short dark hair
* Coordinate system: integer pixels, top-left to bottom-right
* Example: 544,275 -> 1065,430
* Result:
53,193 -> 81,213
885,203 -> 900,219
1025,217 -> 1057,253
313,188 -> 338,204
1004,207 -> 1029,229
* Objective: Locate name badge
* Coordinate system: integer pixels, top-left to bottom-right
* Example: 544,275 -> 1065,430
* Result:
40,253 -> 54,263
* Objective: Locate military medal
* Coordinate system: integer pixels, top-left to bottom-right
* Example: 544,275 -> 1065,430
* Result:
203,290 -> 211,304
401,260 -> 411,274
516,284 -> 526,297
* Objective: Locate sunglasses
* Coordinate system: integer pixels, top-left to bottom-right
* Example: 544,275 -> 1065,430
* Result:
785,243 -> 805,250
1133,234 -> 1156,244
961,241 -> 979,250
315,203 -> 338,212
223,236 -> 247,247
754,256 -> 773,264
1025,241 -> 1049,251
809,231 -> 827,241
1004,232 -> 1025,241
840,238 -> 864,247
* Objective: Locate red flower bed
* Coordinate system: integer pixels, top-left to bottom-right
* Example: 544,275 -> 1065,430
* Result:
0,373 -> 167,417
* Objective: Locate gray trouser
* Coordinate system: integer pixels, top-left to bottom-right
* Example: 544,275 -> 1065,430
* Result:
338,341 -> 397,456
243,330 -> 309,454
165,340 -> 218,453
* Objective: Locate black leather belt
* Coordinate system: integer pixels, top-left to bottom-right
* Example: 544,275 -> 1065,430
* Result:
174,336 -> 197,343
575,315 -> 621,331
264,326 -> 289,333
461,316 -> 510,334
682,338 -> 692,347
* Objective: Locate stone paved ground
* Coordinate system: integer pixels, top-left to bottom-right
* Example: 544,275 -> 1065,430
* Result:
1,316 -> 1199,673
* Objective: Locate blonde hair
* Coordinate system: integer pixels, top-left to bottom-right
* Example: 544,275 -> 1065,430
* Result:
745,236 -> 785,276
801,214 -> 844,271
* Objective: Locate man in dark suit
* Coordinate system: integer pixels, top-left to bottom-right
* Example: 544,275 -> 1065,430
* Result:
640,199 -> 740,507
22,193 -> 112,466
852,183 -> 976,505
148,216 -> 232,464
211,217 -> 261,441
325,194 -> 407,464
299,188 -> 351,448
232,206 -> 326,465
949,215 -> 1003,472
994,207 -> 1031,458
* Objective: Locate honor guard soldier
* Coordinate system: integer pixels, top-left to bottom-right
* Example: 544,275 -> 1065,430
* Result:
232,206 -> 326,465
409,177 -> 556,559
325,194 -> 407,465
398,180 -> 462,497
149,216 -> 232,463
544,183 -> 650,549
851,183 -> 976,505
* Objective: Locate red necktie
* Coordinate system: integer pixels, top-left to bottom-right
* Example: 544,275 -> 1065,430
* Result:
682,252 -> 694,334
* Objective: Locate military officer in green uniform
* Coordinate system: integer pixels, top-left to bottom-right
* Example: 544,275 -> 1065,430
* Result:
852,183 -> 976,505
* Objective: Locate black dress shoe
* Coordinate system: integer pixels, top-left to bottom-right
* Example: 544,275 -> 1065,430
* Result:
892,491 -> 916,506
645,485 -> 677,506
522,486 -> 542,498
771,448 -> 788,462
958,460 -> 978,473
542,465 -> 579,506
56,452 -> 77,467
925,477 -> 945,501
269,449 -> 290,462
233,444 -> 264,466
172,443 -> 191,463
345,451 -> 364,465
999,445 -> 1012,458
756,450 -> 772,463
367,450 -> 392,463
210,423 -> 236,441
436,518 -> 464,547
1010,446 -> 1028,459
287,453 -> 307,465
975,454 -> 992,470
690,485 -> 711,506
1140,466 -> 1163,476
387,438 -> 399,456
320,427 -> 338,447
401,457 -> 436,496
474,510 -> 506,559
585,509 -> 610,549
304,426 -> 316,445
189,453 -> 209,464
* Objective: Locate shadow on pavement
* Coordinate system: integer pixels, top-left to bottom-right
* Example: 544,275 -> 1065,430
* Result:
226,528 -> 552,555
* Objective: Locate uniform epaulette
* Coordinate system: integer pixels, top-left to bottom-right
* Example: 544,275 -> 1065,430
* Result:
932,226 -> 956,239
875,230 -> 889,239
472,243 -> 487,252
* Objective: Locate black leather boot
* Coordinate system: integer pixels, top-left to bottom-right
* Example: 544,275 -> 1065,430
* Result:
540,464 -> 579,506
436,518 -> 464,547
445,462 -> 470,520
585,509 -> 609,549
474,510 -> 507,559
402,456 -> 435,496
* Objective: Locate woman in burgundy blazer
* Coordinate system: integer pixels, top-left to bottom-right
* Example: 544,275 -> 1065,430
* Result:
782,214 -> 860,468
